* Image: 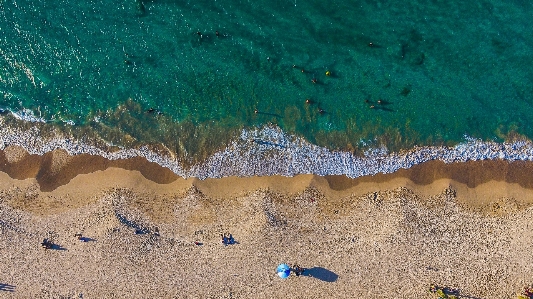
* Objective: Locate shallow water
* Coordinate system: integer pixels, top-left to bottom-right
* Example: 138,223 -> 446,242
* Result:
1,0 -> 533,160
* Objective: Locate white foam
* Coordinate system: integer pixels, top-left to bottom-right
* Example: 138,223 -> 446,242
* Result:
10,108 -> 46,123
1,118 -> 533,179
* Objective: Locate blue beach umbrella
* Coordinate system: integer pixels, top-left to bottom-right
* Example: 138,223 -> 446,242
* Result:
276,263 -> 291,279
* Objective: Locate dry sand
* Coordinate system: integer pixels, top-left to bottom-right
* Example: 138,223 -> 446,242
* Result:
1,146 -> 533,298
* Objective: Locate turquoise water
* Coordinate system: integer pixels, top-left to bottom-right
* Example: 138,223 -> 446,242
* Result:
1,0 -> 533,160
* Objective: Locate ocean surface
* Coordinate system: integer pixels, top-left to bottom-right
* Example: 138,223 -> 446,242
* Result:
1,0 -> 533,165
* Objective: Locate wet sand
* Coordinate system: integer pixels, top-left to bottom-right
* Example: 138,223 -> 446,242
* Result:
1,146 -> 532,298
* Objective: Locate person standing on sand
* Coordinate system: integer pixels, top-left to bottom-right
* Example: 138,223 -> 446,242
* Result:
291,264 -> 304,276
221,234 -> 228,246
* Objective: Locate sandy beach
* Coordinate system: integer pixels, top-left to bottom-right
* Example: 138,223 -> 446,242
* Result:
1,146 -> 533,298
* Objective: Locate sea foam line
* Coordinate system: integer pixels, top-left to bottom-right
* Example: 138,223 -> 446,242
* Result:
1,118 -> 533,179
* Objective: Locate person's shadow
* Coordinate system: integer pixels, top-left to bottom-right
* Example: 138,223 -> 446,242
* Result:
0,283 -> 15,292
41,239 -> 67,251
79,237 -> 97,242
50,243 -> 68,251
303,267 -> 338,282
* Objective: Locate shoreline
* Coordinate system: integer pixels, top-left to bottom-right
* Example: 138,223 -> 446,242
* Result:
2,116 -> 533,180
2,145 -> 533,216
